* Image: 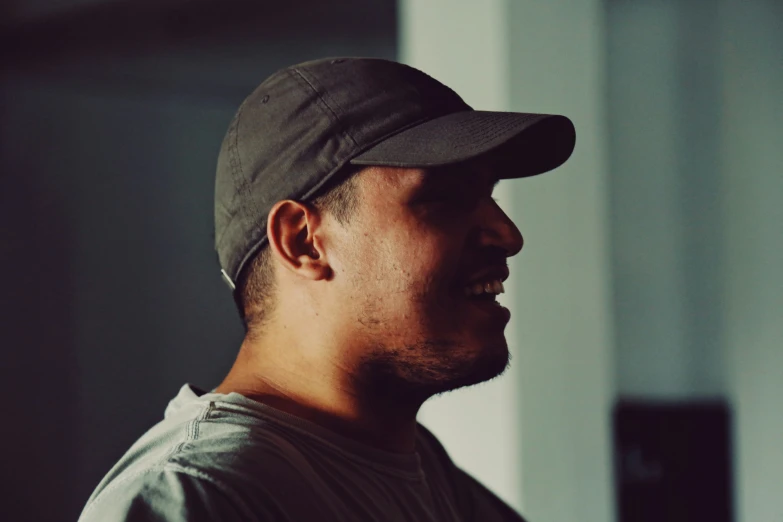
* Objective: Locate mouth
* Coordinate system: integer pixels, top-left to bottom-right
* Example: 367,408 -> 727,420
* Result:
457,279 -> 511,323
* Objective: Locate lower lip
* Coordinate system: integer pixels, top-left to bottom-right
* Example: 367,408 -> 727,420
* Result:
465,297 -> 511,323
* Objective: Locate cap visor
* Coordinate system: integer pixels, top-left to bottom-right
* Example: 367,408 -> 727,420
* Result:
350,111 -> 576,178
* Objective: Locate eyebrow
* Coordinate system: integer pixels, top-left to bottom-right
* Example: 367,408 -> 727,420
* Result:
418,168 -> 501,191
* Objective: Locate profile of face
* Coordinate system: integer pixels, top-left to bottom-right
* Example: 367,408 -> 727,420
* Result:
327,159 -> 524,403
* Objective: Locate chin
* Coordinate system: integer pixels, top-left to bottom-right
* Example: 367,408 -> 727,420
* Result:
356,335 -> 511,402
424,339 -> 511,395
462,342 -> 511,384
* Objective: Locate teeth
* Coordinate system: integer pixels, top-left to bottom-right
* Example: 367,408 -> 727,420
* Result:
463,279 -> 504,296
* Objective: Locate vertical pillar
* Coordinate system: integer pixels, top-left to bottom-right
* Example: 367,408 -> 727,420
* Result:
400,2 -> 614,521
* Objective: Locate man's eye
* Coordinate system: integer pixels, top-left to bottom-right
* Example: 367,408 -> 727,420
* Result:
444,193 -> 481,210
426,192 -> 464,204
417,190 -> 490,211
417,191 -> 453,203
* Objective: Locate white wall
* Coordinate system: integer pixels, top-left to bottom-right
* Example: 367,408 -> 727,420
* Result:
719,2 -> 783,520
403,2 -> 783,522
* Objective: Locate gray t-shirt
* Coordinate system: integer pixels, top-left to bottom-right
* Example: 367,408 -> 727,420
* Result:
78,384 -> 526,522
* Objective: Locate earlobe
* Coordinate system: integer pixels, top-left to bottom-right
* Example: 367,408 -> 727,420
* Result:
266,200 -> 332,281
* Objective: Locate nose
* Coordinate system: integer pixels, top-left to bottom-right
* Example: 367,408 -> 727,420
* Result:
475,198 -> 524,257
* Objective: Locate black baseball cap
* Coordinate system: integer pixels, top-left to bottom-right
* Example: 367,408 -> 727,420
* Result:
215,57 -> 576,293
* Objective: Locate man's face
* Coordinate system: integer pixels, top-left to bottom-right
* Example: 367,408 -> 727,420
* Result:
328,160 -> 524,401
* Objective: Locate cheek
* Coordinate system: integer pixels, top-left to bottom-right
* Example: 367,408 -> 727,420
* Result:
369,231 -> 456,300
344,208 -> 463,302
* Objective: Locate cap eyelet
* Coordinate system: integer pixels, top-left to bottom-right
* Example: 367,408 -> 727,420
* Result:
261,95 -> 270,103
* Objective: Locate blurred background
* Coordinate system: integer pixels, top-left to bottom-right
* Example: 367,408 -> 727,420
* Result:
1,0 -> 780,521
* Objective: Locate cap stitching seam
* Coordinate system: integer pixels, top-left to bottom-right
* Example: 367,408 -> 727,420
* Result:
231,102 -> 248,224
221,102 -> 252,280
289,68 -> 359,148
215,106 -> 246,254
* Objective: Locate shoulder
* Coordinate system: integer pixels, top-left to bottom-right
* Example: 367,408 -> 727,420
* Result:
77,464 -> 279,522
80,401 -> 313,522
79,427 -> 308,522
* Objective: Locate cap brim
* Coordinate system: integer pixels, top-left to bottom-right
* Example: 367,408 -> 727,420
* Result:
350,110 -> 576,178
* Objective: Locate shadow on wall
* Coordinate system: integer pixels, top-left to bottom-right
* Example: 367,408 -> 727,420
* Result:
0,112 -> 80,518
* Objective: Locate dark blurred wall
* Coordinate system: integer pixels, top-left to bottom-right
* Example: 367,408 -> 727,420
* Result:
0,1 -> 396,520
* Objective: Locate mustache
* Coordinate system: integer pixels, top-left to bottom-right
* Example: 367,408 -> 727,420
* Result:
461,246 -> 509,275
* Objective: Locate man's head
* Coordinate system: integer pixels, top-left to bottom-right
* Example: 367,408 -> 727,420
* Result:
235,155 -> 522,400
214,57 -> 575,403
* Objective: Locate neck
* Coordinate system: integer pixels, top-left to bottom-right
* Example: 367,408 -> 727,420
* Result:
214,337 -> 424,454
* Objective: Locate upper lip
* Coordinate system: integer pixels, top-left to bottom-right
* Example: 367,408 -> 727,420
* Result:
462,265 -> 510,286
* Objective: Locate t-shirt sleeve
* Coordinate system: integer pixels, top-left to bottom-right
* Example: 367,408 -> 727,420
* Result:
77,465 -> 277,522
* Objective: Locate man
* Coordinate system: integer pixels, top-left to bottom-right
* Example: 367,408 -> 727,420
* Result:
79,57 -> 575,521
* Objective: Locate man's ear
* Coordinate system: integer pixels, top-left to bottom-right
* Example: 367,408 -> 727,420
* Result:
266,200 -> 332,281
